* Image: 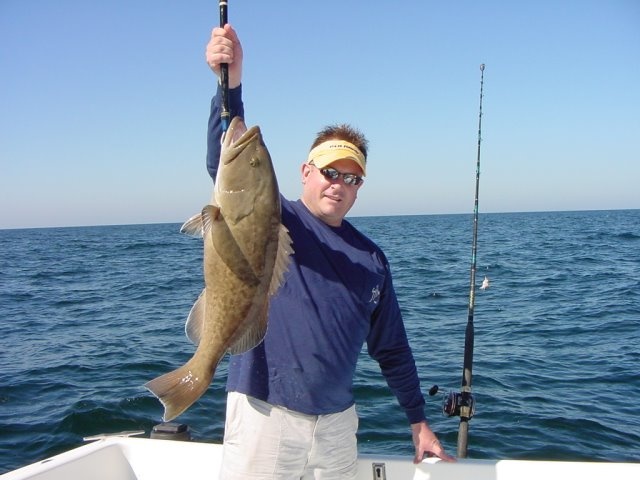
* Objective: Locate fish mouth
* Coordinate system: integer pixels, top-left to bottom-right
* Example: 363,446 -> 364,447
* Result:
222,117 -> 260,165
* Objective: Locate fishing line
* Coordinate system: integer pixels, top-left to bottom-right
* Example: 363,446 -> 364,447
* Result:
219,0 -> 230,136
455,63 -> 485,459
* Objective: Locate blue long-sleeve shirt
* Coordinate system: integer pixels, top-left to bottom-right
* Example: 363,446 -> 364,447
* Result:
207,86 -> 426,424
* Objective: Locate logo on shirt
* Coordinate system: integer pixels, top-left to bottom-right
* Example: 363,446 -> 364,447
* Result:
369,285 -> 380,304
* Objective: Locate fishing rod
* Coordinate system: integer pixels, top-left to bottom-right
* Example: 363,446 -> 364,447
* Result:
455,62 -> 485,458
429,64 -> 486,457
219,0 -> 230,134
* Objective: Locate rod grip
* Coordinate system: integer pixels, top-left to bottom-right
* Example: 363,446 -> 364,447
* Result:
219,1 -> 230,131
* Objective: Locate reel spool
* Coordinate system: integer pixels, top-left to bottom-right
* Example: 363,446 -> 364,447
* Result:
429,385 -> 476,419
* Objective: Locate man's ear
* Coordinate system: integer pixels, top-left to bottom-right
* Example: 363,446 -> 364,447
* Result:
301,163 -> 312,183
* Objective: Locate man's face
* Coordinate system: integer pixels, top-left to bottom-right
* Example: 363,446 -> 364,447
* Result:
300,159 -> 364,227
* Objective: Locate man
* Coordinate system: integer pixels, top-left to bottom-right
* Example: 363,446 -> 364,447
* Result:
205,24 -> 454,479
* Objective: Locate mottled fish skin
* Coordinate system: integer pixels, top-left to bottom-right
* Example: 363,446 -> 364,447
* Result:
145,117 -> 293,421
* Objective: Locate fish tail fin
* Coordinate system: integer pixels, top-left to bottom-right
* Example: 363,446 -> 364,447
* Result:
145,360 -> 213,422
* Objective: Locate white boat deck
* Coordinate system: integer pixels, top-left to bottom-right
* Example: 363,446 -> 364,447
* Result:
2,436 -> 639,480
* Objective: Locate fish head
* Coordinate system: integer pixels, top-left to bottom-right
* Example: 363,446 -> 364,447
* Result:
215,117 -> 279,223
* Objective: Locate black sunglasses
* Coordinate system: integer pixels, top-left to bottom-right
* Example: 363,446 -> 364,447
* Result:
318,167 -> 364,186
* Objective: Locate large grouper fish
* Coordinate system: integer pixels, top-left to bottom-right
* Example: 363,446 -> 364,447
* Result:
146,117 -> 293,421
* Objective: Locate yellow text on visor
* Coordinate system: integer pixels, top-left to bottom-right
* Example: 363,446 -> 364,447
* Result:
306,140 -> 366,176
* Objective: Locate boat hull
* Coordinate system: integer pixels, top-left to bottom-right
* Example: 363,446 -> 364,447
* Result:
2,437 -> 639,480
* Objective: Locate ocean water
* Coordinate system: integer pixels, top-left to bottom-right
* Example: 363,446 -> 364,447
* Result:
1,210 -> 639,473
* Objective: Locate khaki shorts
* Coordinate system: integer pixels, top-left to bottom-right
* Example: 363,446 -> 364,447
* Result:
220,392 -> 359,479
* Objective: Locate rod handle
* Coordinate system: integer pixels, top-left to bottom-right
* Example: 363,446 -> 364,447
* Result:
219,1 -> 230,132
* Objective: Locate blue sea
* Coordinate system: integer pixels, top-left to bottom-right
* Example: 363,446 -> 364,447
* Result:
1,210 -> 639,473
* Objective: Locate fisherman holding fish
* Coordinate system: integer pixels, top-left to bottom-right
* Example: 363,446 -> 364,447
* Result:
204,24 -> 454,478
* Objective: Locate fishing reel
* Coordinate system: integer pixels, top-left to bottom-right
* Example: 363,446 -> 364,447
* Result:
428,385 -> 476,419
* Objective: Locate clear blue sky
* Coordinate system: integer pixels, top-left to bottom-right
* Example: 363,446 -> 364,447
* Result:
1,0 -> 638,229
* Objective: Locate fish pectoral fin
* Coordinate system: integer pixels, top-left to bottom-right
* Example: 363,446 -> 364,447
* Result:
185,289 -> 206,345
268,224 -> 294,297
228,302 -> 269,355
201,205 -> 222,234
180,212 -> 206,237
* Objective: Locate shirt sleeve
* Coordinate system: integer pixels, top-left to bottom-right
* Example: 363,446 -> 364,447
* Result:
366,261 -> 427,424
206,84 -> 245,181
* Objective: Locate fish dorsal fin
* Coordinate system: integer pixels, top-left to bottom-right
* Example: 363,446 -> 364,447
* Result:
228,301 -> 269,355
185,289 -> 206,345
205,205 -> 259,286
268,224 -> 294,297
180,212 -> 206,237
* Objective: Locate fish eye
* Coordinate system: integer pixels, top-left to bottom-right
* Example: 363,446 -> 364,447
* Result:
249,157 -> 259,167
